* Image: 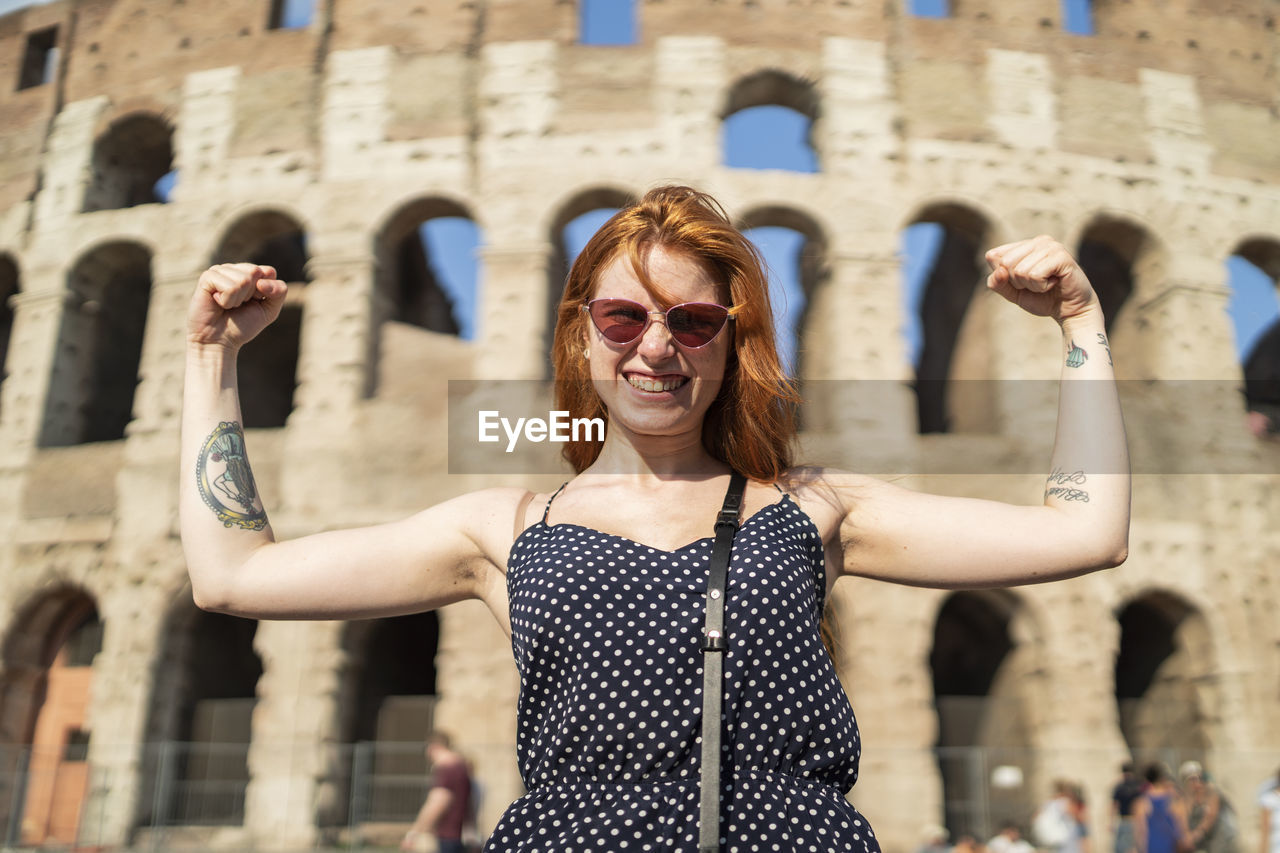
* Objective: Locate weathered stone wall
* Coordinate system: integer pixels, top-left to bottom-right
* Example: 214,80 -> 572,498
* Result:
0,0 -> 1278,850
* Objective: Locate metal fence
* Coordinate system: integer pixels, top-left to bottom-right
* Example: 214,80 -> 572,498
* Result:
0,743 -> 1276,850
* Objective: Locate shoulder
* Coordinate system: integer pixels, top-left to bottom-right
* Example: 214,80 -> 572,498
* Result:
780,465 -> 908,540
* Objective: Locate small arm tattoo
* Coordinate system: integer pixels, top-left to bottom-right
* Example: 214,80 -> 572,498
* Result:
1065,339 -> 1089,368
196,421 -> 268,530
1044,467 -> 1090,502
1096,332 -> 1112,366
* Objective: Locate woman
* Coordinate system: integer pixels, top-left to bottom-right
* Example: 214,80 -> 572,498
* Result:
1181,761 -> 1238,853
182,186 -> 1130,851
1260,770 -> 1280,853
1134,763 -> 1190,853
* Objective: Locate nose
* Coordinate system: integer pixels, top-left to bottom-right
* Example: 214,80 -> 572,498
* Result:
637,312 -> 677,358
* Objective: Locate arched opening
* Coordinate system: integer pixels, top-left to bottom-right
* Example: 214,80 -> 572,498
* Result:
902,206 -> 992,434
38,242 -> 152,447
1227,239 -> 1280,437
211,212 -> 310,428
83,113 -> 175,212
931,591 -> 1038,841
739,206 -> 828,382
721,70 -> 819,172
1114,592 -> 1214,764
371,199 -> 482,396
334,613 -> 439,828
141,606 -> 262,828
0,589 -> 101,846
0,254 -> 18,408
1075,219 -> 1144,333
546,188 -> 633,377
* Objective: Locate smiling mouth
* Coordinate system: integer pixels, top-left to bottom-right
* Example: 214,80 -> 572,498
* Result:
625,373 -> 689,393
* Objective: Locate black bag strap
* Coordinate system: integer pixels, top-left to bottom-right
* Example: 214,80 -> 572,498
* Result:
698,470 -> 747,853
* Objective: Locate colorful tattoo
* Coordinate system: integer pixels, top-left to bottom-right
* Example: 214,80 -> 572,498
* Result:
1096,332 -> 1112,366
1065,339 -> 1089,368
1044,467 -> 1090,502
196,422 -> 268,530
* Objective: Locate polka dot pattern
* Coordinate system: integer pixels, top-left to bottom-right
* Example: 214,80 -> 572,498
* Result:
489,495 -> 880,852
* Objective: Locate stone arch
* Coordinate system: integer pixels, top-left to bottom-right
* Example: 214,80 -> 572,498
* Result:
544,185 -> 636,376
930,589 -> 1044,840
1113,590 -> 1217,764
721,69 -> 820,172
736,204 -> 828,383
137,598 -> 262,828
1226,236 -> 1280,431
328,613 -> 440,827
83,111 -> 175,212
369,196 -> 483,395
38,241 -> 152,447
903,202 -> 995,434
211,210 -> 311,428
1073,214 -> 1161,379
0,586 -> 101,845
0,253 -> 18,405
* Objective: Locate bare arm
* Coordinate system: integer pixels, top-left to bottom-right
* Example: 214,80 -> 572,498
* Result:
1133,797 -> 1149,853
402,787 -> 452,849
837,237 -> 1129,588
1262,804 -> 1271,853
181,264 -> 512,623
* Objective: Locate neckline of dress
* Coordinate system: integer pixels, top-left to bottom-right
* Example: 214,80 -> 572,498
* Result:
530,493 -> 795,556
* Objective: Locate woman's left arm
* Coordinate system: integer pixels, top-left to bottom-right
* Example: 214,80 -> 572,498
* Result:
837,236 -> 1130,588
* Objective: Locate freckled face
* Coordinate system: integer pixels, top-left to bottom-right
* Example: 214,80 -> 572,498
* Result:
585,245 -> 732,440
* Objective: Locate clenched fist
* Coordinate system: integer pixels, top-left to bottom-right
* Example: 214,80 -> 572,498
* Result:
985,236 -> 1100,325
188,263 -> 288,351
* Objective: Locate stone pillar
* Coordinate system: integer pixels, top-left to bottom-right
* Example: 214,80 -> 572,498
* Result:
808,248 -> 915,462
177,67 -> 241,194
243,619 -> 346,851
985,49 -> 1057,151
475,244 -> 553,381
842,582 -> 947,853
78,579 -> 183,847
0,283 -> 66,553
430,600 -> 521,835
116,270 -> 201,546
322,47 -> 392,182
278,253 -> 377,519
1025,589 -> 1129,841
1139,68 -> 1212,177
32,96 -> 108,226
0,277 -> 67,454
819,38 -> 900,173
478,41 -> 558,172
653,36 -> 725,171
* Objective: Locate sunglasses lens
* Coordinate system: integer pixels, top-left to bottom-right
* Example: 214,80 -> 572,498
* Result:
589,299 -> 647,343
668,304 -> 729,347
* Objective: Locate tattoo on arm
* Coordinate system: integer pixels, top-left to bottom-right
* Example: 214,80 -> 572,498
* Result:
1044,466 -> 1090,502
1096,332 -> 1113,366
196,421 -> 269,530
1065,339 -> 1089,368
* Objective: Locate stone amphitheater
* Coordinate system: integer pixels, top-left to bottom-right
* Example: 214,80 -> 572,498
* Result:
0,0 -> 1278,849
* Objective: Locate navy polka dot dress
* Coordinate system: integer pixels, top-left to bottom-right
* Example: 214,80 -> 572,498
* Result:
489,487 -> 880,852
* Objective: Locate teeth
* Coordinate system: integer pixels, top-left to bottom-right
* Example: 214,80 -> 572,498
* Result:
627,375 -> 686,392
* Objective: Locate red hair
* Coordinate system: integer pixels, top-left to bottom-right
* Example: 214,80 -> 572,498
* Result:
551,185 -> 800,482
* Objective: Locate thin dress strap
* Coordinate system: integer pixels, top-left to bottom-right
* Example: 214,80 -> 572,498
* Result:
542,482 -> 568,524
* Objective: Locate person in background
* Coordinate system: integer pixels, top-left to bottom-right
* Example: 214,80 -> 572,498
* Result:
402,731 -> 474,853
1181,760 -> 1238,853
1069,781 -> 1093,853
987,822 -> 1035,853
1113,762 -> 1146,853
1259,768 -> 1280,853
1133,763 -> 1189,853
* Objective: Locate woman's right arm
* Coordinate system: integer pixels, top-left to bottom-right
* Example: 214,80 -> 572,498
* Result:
181,264 -> 512,622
